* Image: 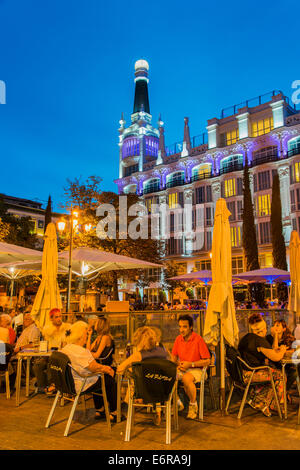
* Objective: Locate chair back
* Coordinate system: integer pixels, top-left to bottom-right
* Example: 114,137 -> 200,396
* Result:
49,351 -> 76,395
225,344 -> 244,385
131,358 -> 177,405
0,342 -> 13,372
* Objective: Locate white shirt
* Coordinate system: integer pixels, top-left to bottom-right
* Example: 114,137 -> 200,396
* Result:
42,322 -> 71,349
61,344 -> 98,393
15,323 -> 40,349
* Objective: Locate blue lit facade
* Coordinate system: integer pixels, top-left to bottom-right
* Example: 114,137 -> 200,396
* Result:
115,61 -> 300,301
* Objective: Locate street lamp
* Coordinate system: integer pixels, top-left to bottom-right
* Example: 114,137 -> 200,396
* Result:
57,208 -> 92,313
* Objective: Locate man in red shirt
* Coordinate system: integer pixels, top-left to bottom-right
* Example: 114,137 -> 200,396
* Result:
172,314 -> 211,419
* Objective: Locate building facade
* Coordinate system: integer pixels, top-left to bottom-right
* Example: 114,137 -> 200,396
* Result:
115,61 -> 300,302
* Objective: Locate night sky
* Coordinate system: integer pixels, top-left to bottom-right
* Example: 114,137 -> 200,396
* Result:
0,0 -> 299,212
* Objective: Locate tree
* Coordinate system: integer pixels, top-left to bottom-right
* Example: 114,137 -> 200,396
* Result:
0,196 -> 38,249
62,176 -> 163,300
242,157 -> 264,305
161,261 -> 185,306
44,195 -> 52,233
270,171 -> 288,301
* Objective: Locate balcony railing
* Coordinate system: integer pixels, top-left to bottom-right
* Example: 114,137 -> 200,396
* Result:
191,171 -> 212,182
143,184 -> 161,195
166,178 -> 186,189
219,163 -> 244,175
252,151 -> 279,167
288,147 -> 300,158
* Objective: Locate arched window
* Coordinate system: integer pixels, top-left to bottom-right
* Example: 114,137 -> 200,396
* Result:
220,154 -> 243,175
123,184 -> 137,194
288,137 -> 300,157
122,138 -> 140,159
166,171 -> 185,188
192,163 -> 212,181
143,178 -> 160,194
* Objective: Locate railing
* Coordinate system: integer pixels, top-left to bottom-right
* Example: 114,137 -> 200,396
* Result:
166,178 -> 186,189
252,151 -> 279,167
288,147 -> 300,158
191,171 -> 212,182
63,308 -> 291,350
143,184 -> 161,195
219,163 -> 244,175
220,90 -> 296,119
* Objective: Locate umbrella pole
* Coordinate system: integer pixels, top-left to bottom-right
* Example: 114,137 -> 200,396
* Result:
66,207 -> 74,313
219,313 -> 226,415
9,279 -> 14,308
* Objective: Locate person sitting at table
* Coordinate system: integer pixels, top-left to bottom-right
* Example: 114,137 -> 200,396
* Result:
86,315 -> 99,345
33,308 -> 71,395
0,325 -> 9,343
117,326 -> 168,425
238,313 -> 287,417
266,319 -> 297,393
14,313 -> 40,353
171,314 -> 211,420
0,314 -> 16,345
86,316 -> 115,366
61,321 -> 118,422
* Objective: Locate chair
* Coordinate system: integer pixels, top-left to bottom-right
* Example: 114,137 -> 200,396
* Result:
225,345 -> 282,420
178,351 -> 217,420
45,351 -> 111,436
125,358 -> 178,445
0,342 -> 14,399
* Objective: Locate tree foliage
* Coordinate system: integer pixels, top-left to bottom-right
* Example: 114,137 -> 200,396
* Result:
0,196 -> 38,249
270,172 -> 288,270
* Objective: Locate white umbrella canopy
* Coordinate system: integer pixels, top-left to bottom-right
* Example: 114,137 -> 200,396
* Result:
203,198 -> 239,411
30,223 -> 62,329
288,231 -> 300,327
0,241 -> 42,264
57,247 -> 162,278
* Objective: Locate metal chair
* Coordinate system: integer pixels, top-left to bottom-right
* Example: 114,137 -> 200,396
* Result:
45,351 -> 111,436
225,345 -> 282,420
0,342 -> 14,399
125,358 -> 178,445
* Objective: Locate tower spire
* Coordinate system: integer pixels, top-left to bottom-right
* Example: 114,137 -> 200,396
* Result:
181,117 -> 191,157
133,59 -> 150,115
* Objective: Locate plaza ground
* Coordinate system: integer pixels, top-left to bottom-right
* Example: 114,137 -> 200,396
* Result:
1,388 -> 300,451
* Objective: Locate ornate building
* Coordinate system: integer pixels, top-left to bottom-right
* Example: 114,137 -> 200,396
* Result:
115,60 -> 300,302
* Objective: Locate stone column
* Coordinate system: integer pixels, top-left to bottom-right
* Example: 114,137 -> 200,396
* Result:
183,188 -> 193,255
278,163 -> 292,242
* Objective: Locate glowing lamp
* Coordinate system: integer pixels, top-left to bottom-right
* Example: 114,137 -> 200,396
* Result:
57,220 -> 66,232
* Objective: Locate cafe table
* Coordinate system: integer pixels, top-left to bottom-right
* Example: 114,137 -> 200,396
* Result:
15,349 -> 52,407
281,356 -> 300,422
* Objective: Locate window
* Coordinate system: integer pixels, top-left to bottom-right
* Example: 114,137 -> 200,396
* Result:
224,179 -> 236,198
290,162 -> 300,184
206,207 -> 212,226
122,138 -> 140,158
37,220 -> 44,229
225,129 -> 239,146
192,163 -> 211,181
292,218 -> 297,231
256,194 -> 271,216
144,178 -> 160,194
252,117 -> 274,137
237,178 -> 243,196
168,193 -> 178,208
227,201 -> 236,221
206,186 -> 212,202
145,136 -> 159,157
206,231 -> 212,250
257,171 -> 271,191
166,171 -> 185,188
124,164 -> 139,177
220,154 -> 243,175
258,253 -> 273,268
288,137 -> 300,157
167,237 -> 183,255
195,260 -> 211,271
237,200 -> 243,220
231,226 -> 241,247
232,256 -> 244,275
291,190 -> 296,212
259,222 -> 271,244
194,186 -> 206,204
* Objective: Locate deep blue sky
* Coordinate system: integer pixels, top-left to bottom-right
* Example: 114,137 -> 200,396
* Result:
0,0 -> 299,212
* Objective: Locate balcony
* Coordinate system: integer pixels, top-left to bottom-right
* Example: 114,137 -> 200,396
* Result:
288,146 -> 300,158
143,184 -> 161,195
252,151 -> 279,167
219,163 -> 243,175
191,171 -> 212,182
166,178 -> 186,189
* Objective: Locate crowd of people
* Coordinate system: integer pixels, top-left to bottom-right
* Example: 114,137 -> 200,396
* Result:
0,304 -> 298,425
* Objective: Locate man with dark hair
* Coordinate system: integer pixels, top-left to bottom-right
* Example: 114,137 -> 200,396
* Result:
172,314 -> 211,419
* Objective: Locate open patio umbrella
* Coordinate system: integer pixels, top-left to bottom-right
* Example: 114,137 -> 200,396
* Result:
233,267 -> 290,301
203,198 -> 239,412
30,223 -> 62,329
169,270 -> 212,302
0,266 -> 38,308
0,241 -> 42,264
288,231 -> 300,328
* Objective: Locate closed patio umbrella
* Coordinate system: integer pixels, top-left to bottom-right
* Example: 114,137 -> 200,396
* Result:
30,223 -> 62,329
288,231 -> 300,328
203,198 -> 239,411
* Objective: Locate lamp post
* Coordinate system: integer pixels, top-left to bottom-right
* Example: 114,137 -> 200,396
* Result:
58,209 -> 91,313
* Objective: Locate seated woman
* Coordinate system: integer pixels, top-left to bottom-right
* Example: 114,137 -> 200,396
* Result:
0,314 -> 16,345
266,319 -> 297,392
61,321 -> 118,422
86,317 -> 115,366
117,326 -> 168,425
238,313 -> 287,417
